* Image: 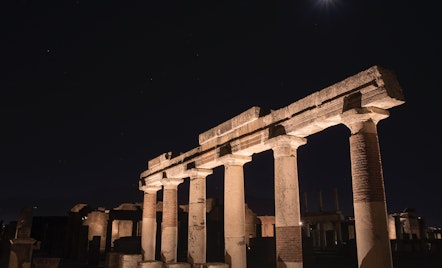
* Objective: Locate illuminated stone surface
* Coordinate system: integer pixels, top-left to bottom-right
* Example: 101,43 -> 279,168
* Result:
139,65 -> 404,268
186,169 -> 212,264
161,178 -> 184,263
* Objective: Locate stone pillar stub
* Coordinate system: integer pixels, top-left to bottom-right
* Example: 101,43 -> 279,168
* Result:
340,107 -> 393,268
161,177 -> 184,263
266,135 -> 306,268
220,154 -> 251,268
186,169 -> 212,264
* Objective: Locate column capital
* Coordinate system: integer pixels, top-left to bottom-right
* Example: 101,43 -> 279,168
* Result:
266,135 -> 307,148
140,185 -> 162,194
218,154 -> 252,166
340,107 -> 389,134
139,172 -> 163,191
265,135 -> 307,157
161,177 -> 184,189
185,168 -> 213,179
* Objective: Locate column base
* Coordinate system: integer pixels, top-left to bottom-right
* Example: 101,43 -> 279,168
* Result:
165,262 -> 191,268
205,263 -> 229,268
138,260 -> 165,268
190,263 -> 228,268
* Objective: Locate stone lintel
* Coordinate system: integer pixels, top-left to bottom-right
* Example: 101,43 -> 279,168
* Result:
141,147 -> 202,178
230,129 -> 273,156
280,66 -> 403,137
199,106 -> 262,145
164,164 -> 188,179
147,152 -> 174,169
140,66 -> 404,189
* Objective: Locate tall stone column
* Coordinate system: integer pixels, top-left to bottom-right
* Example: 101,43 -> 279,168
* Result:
187,168 -> 213,264
266,135 -> 306,268
341,107 -> 393,268
140,185 -> 162,261
161,177 -> 184,263
220,154 -> 251,268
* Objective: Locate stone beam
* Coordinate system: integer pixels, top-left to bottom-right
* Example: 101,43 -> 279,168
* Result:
140,65 -> 404,184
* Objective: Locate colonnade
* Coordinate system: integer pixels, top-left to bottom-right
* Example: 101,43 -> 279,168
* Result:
138,66 -> 405,268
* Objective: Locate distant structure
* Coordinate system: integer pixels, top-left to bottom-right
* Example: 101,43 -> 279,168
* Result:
3,207 -> 36,268
387,208 -> 442,253
1,196 -> 441,267
301,188 -> 347,249
139,65 -> 405,268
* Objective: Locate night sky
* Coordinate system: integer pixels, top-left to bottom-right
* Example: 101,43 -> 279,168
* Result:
2,0 -> 441,227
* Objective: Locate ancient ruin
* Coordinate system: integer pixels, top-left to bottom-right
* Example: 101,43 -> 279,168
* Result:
139,65 -> 405,268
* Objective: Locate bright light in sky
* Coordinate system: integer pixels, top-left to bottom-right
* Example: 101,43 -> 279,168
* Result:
313,0 -> 341,12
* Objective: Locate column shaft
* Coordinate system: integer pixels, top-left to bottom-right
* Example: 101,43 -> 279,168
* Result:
187,169 -> 212,264
141,187 -> 160,261
342,107 -> 393,268
161,178 -> 183,263
268,135 -> 306,268
222,155 -> 251,268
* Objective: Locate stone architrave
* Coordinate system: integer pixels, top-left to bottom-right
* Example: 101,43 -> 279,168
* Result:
266,135 -> 307,268
219,154 -> 251,268
341,107 -> 393,268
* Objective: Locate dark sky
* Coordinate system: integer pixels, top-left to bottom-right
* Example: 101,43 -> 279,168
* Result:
1,0 -> 441,227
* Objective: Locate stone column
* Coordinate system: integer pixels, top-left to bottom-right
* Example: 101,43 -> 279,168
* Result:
187,168 -> 213,264
140,185 -> 162,261
220,154 -> 251,268
266,135 -> 306,268
303,192 -> 308,213
161,177 -> 184,263
105,217 -> 113,253
341,107 -> 393,268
